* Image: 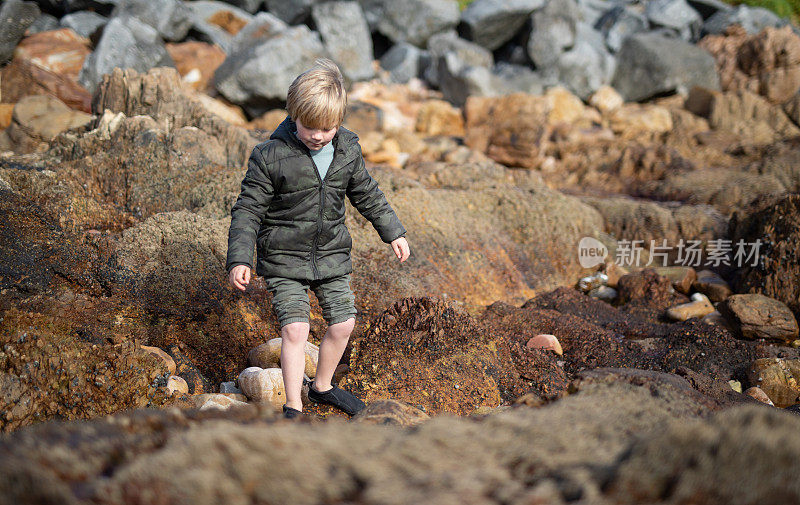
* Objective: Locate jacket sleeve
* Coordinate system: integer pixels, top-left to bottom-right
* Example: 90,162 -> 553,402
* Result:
346,151 -> 406,244
226,145 -> 274,273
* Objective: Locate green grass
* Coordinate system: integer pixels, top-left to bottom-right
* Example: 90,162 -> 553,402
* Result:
458,0 -> 475,10
726,0 -> 800,23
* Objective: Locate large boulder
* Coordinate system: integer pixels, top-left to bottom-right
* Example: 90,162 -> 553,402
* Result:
12,28 -> 91,82
594,4 -> 648,53
227,12 -> 288,54
685,87 -> 800,144
552,22 -> 615,99
165,41 -> 227,93
311,1 -> 374,82
460,0 -> 545,50
0,95 -> 91,154
264,0 -> 317,24
78,15 -> 174,94
611,32 -> 720,101
379,42 -> 422,83
730,194 -> 800,322
112,0 -> 194,41
213,25 -> 327,117
0,0 -> 40,64
526,0 -> 582,70
699,25 -> 800,105
374,0 -> 460,47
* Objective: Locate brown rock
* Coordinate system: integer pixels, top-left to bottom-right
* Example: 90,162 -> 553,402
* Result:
748,358 -> 800,408
666,293 -> 715,321
249,108 -> 288,131
0,58 -> 91,112
744,386 -> 774,406
526,334 -> 563,355
692,269 -> 733,302
415,99 -> 464,137
464,93 -> 552,168
608,103 -> 673,139
0,94 -> 91,153
699,25 -> 800,105
192,93 -> 248,125
140,345 -> 177,375
166,375 -> 189,395
207,8 -> 248,35
546,86 -> 599,126
351,399 -> 430,426
343,100 -> 383,134
685,87 -> 800,144
653,266 -> 697,294
730,194 -> 800,322
165,41 -> 226,93
248,339 -> 319,378
0,103 -> 13,129
13,28 -> 90,81
589,85 -> 624,114
718,293 -> 799,342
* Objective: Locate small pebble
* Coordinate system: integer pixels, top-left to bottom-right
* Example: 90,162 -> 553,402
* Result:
527,334 -> 563,355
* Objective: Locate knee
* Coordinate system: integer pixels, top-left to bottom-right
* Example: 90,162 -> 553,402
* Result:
281,322 -> 310,346
326,317 -> 355,342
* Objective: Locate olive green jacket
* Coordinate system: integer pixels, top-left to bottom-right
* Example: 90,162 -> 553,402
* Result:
226,117 -> 406,280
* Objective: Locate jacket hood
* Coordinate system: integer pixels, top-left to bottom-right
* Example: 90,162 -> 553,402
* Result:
270,116 -> 359,153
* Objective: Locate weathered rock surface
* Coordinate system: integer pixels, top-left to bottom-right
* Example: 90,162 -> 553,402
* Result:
112,0 -> 193,41
187,0 -> 253,52
719,294 -> 799,342
703,4 -> 787,35
730,194 -> 800,322
351,399 -> 430,426
237,366 -> 287,407
12,28 -> 91,81
0,376 -> 790,505
747,357 -> 800,407
0,95 -> 91,154
248,338 -> 319,378
60,11 -> 107,39
165,41 -> 226,93
612,32 -> 720,101
0,58 -> 92,112
374,0 -> 460,47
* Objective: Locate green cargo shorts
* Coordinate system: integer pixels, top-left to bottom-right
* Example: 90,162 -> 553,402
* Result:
264,273 -> 357,328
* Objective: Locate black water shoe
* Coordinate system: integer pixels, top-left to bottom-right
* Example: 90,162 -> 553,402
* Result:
308,384 -> 365,416
282,404 -> 304,419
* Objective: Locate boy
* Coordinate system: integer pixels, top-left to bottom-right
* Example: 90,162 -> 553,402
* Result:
226,59 -> 410,419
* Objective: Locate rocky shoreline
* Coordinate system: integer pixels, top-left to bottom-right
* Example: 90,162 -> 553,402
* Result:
2,0 -> 800,503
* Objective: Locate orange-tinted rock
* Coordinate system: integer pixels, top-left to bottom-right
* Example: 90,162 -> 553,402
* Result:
0,94 -> 91,153
465,93 -> 551,168
13,28 -> 90,81
249,108 -> 288,131
0,103 -> 13,129
207,9 -> 248,35
140,345 -> 177,375
415,99 -> 464,137
193,92 -> 247,125
744,386 -> 774,406
166,375 -> 189,395
526,334 -> 563,355
699,25 -> 800,104
165,41 -> 226,93
0,58 -> 91,112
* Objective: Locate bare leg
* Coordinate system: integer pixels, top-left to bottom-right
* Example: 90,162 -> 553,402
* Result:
280,321 -> 310,410
313,317 -> 355,392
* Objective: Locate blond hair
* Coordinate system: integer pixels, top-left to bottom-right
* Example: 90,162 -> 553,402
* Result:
286,58 -> 347,130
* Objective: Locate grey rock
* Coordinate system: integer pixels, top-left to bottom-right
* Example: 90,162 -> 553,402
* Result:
60,11 -> 108,39
78,15 -> 174,94
424,30 -> 493,87
577,0 -> 613,26
687,0 -> 732,20
703,4 -> 787,35
439,54 -> 544,106
27,13 -> 59,34
224,0 -> 264,13
595,5 -> 648,53
264,0 -> 316,24
646,0 -> 702,42
379,42 -> 422,83
356,0 -> 386,30
229,12 -> 287,54
312,1 -> 374,82
188,1 -> 254,53
460,0 -> 546,50
0,0 -> 40,64
555,22 -> 615,99
375,0 -> 460,46
214,25 -> 327,117
112,0 -> 193,41
611,32 -> 719,101
527,0 -> 582,69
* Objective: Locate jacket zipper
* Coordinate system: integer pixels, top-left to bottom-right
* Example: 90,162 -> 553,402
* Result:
309,146 -> 340,280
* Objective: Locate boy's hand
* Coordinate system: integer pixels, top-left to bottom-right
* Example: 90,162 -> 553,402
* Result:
229,265 -> 251,291
391,236 -> 410,263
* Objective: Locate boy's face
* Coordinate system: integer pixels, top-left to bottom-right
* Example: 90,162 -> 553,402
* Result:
295,118 -> 337,151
